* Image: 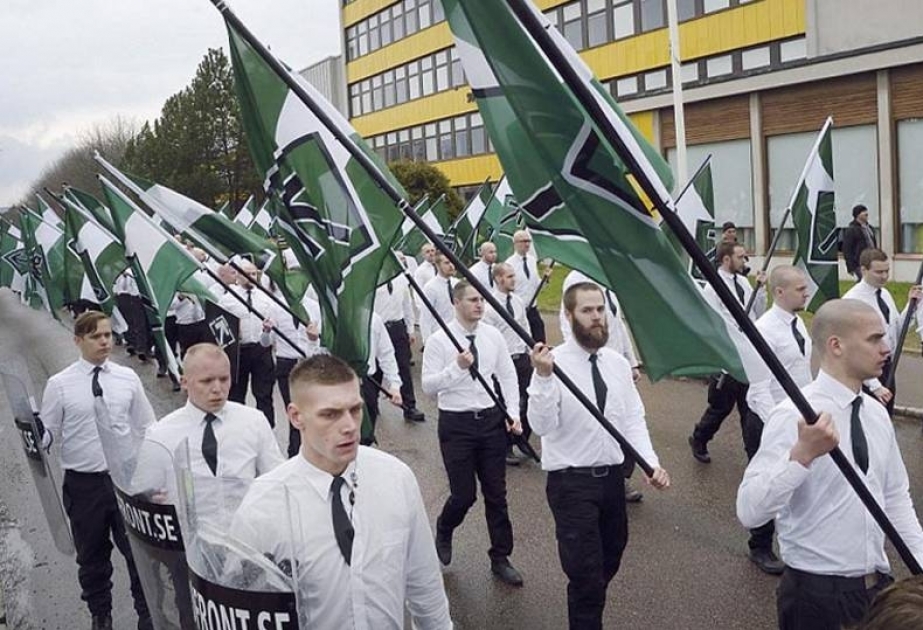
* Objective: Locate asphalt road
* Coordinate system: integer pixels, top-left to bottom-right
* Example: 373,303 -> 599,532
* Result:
2,288 -> 923,629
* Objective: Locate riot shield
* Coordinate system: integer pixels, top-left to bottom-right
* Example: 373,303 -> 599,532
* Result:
0,369 -> 74,555
96,412 -> 192,629
174,440 -> 300,629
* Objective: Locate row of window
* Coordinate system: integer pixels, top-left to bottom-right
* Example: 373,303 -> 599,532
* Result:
349,47 -> 464,117
606,37 -> 807,100
368,112 -> 492,164
347,0 -> 761,62
345,0 -> 445,61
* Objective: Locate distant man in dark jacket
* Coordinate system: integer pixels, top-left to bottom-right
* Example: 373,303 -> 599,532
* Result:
842,204 -> 877,281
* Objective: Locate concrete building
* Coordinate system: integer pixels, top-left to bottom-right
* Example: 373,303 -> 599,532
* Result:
300,54 -> 349,117
342,0 -> 923,279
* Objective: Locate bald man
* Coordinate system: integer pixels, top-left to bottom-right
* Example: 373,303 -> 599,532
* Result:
737,300 -> 923,630
470,241 -> 498,291
217,260 -> 277,426
505,230 -> 550,343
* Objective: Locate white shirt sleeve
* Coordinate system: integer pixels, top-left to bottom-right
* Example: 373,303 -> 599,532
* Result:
374,318 -> 401,390
421,335 -> 469,397
527,372 -> 562,436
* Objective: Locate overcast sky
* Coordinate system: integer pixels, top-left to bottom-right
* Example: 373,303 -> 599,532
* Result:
0,0 -> 341,206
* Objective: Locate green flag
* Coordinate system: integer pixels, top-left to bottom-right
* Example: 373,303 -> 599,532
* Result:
231,195 -> 257,228
399,196 -> 445,256
672,157 -> 716,282
481,176 -> 521,261
791,117 -> 839,312
19,208 -> 66,318
0,217 -> 27,294
224,16 -> 404,372
450,179 -> 492,262
444,0 -> 744,381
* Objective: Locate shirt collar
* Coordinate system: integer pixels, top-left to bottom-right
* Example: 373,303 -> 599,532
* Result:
815,370 -> 862,409
769,304 -> 798,324
78,358 -> 110,374
296,452 -> 358,501
857,280 -> 877,294
717,268 -> 737,281
184,400 -> 229,423
561,338 -> 601,361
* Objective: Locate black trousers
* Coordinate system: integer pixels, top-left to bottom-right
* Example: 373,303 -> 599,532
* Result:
526,306 -> 546,344
275,356 -> 300,458
62,471 -> 148,618
177,321 -> 211,358
743,411 -> 775,551
437,408 -> 514,560
361,367 -> 383,445
693,374 -> 751,448
511,353 -> 533,442
164,315 -> 179,358
385,320 -> 417,411
229,343 -> 275,427
116,294 -> 149,354
547,466 -> 628,630
777,568 -> 893,630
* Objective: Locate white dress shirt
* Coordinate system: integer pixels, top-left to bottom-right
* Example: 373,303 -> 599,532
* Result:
41,358 -> 155,472
701,268 -> 769,383
218,284 -> 277,345
468,260 -> 495,291
133,400 -> 285,498
173,294 -> 206,325
482,290 -> 528,355
746,305 -> 813,421
842,280 -> 916,391
528,341 -> 659,472
419,275 -> 457,343
368,313 -> 401,389
260,296 -> 323,361
374,275 -> 414,334
737,370 -> 923,576
505,253 -> 540,306
230,448 -> 453,630
413,260 -> 437,289
114,270 -> 139,296
558,270 -> 638,367
422,320 -> 519,414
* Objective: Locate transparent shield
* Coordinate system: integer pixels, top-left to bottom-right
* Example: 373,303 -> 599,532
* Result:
97,416 -> 191,629
0,369 -> 74,555
174,439 -> 300,628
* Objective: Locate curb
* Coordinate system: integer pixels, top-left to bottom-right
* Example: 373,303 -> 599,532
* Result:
895,406 -> 923,420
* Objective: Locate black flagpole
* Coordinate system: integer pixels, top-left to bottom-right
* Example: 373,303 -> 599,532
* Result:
209,0 -> 648,474
501,0 -> 921,574
884,261 -> 923,390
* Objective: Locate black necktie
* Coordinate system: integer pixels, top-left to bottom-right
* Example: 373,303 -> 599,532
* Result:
91,366 -> 103,397
589,353 -> 607,414
851,397 -> 869,474
202,413 -> 218,476
732,275 -> 746,305
522,256 -> 530,280
606,292 -> 618,317
467,333 -> 479,378
505,294 -> 515,318
386,280 -> 393,294
791,317 -> 805,356
331,476 -> 354,565
447,279 -> 453,303
875,288 -> 890,324
488,263 -> 494,287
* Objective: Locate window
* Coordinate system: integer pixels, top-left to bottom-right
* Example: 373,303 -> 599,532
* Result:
677,0 -> 698,21
346,26 -> 358,60
432,0 -> 445,23
357,21 -> 369,56
471,112 -> 487,155
435,50 -> 450,91
587,0 -> 608,47
392,4 -> 405,41
450,48 -> 465,88
455,116 -> 469,157
780,38 -> 807,63
369,13 -> 382,50
898,119 -> 923,252
669,139 -> 755,250
742,46 -> 771,70
706,55 -> 733,77
419,0 -> 432,29
640,0 -> 665,32
545,7 -> 560,29
562,2 -> 584,51
439,120 -> 454,160
395,66 -> 409,104
405,0 -> 419,32
703,0 -> 729,13
613,1 -> 636,38
425,123 -> 439,161
383,70 -> 396,108
644,69 -> 668,90
372,75 -> 384,110
408,61 -> 421,100
421,56 -> 435,94
616,76 -> 639,97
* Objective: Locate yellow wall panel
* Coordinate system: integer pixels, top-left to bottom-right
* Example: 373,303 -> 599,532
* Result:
628,111 -> 655,144
432,155 -> 503,188
343,0 -> 398,28
352,89 -> 477,137
347,22 -> 453,83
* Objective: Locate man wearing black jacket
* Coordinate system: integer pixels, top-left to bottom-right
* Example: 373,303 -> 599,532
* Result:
842,204 -> 877,282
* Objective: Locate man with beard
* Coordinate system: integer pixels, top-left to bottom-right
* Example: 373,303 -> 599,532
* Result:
737,299 -> 923,630
422,280 -> 525,586
529,283 -> 670,629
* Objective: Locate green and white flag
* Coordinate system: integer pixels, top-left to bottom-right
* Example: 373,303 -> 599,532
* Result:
672,157 -> 716,281
399,196 -> 446,256
249,198 -> 276,241
450,179 -> 492,262
481,176 -> 521,261
224,16 -> 404,372
0,217 -> 27,294
790,117 -> 838,312
60,188 -> 130,314
232,195 -> 257,228
19,207 -> 67,318
99,175 -> 212,380
444,0 -> 745,381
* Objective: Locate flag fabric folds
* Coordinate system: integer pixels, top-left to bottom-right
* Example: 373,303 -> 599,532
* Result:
790,117 -> 839,312
0,217 -> 27,295
672,157 -> 716,281
443,0 -> 745,381
19,206 -> 67,318
451,179 -> 492,261
224,16 -> 404,371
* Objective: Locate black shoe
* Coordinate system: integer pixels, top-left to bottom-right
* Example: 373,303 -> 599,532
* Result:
138,353 -> 149,362
126,346 -> 136,356
91,615 -> 113,630
506,449 -> 522,466
403,407 -> 425,423
688,436 -> 711,463
749,548 -> 785,575
137,614 -> 154,630
491,558 -> 524,587
156,369 -> 167,378
435,523 -> 452,566
624,480 -> 643,503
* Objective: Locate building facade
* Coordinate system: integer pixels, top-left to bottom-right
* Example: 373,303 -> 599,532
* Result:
342,0 -> 923,279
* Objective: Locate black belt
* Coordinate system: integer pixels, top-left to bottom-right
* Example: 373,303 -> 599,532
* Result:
65,469 -> 110,477
384,320 -> 405,327
552,464 -> 621,478
785,567 -> 892,592
440,406 -> 499,420
511,352 -> 529,360
240,342 -> 260,348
